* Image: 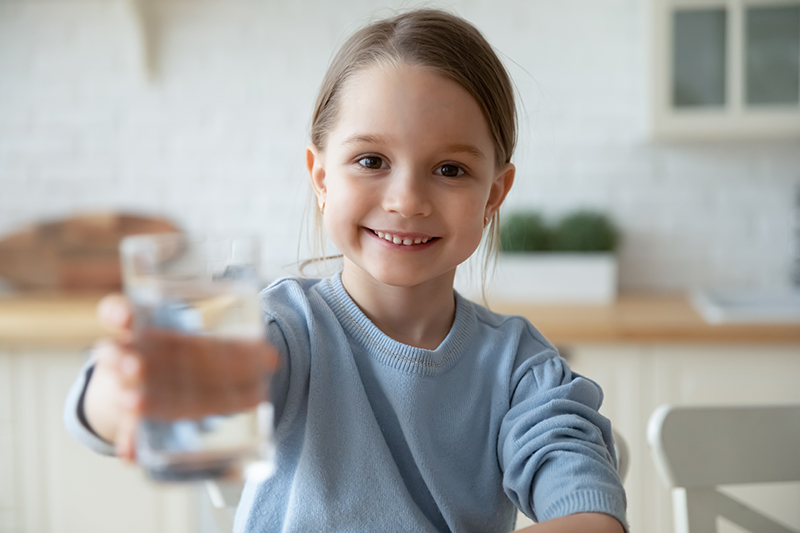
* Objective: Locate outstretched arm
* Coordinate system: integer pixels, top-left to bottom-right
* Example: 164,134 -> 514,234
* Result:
516,512 -> 625,533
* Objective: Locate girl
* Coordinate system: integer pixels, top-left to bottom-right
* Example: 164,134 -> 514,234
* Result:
65,8 -> 627,532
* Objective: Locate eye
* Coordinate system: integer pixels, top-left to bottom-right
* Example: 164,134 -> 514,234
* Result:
437,164 -> 465,178
358,156 -> 385,170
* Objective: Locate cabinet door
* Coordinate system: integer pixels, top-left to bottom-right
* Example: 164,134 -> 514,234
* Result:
650,345 -> 800,533
568,344 -> 800,533
567,345 -> 651,533
1,348 -> 197,533
1,350 -> 17,532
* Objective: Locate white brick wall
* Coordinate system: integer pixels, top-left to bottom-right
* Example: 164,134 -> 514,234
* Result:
1,0 -> 798,289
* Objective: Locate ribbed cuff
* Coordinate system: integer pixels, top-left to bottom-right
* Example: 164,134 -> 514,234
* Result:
541,490 -> 628,532
63,357 -> 117,457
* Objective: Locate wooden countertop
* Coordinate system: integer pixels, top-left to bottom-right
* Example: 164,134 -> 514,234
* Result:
1,291 -> 799,349
0,292 -> 107,349
491,295 -> 800,345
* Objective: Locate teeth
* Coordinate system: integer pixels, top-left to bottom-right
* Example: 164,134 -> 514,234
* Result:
373,230 -> 433,246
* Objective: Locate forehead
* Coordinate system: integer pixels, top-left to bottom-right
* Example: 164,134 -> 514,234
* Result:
328,62 -> 495,156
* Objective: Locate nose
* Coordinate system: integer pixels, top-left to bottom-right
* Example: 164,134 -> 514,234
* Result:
381,168 -> 433,218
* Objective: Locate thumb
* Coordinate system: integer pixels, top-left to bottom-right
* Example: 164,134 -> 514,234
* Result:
97,293 -> 133,333
115,400 -> 140,463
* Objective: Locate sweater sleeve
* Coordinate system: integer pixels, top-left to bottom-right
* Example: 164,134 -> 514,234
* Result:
63,353 -> 117,456
264,317 -> 291,429
497,333 -> 627,529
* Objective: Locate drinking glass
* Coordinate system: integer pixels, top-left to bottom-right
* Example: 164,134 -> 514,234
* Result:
119,233 -> 275,482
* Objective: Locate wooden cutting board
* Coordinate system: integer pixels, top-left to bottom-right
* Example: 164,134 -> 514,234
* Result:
0,212 -> 179,290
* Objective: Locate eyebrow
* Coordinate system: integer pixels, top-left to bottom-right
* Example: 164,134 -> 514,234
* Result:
342,133 -> 390,147
443,143 -> 487,160
342,134 -> 487,160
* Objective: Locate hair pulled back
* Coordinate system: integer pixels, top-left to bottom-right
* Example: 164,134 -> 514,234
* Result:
310,8 -> 517,168
304,9 -> 516,293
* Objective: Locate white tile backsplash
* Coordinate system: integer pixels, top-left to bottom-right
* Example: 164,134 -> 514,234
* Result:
0,0 -> 798,290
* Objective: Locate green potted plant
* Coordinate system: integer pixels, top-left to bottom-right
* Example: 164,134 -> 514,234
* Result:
491,209 -> 620,303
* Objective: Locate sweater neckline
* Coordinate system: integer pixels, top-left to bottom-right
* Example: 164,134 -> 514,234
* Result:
320,272 -> 474,376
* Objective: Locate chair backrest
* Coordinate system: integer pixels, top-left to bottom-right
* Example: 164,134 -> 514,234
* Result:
612,427 -> 630,485
647,404 -> 800,533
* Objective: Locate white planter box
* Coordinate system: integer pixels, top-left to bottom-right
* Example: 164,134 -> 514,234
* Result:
484,253 -> 618,304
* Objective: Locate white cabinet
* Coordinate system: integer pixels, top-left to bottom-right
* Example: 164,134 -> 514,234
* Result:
650,0 -> 800,140
0,348 -> 198,533
567,343 -> 800,533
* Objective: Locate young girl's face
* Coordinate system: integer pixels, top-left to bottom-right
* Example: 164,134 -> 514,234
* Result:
308,62 -> 514,290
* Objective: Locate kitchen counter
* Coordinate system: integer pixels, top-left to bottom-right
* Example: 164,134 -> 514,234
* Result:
1,291 -> 799,348
492,294 -> 800,344
0,291 -> 107,348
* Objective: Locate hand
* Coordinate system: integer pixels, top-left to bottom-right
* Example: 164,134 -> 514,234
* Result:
84,293 -> 137,460
129,328 -> 277,421
84,294 -> 278,463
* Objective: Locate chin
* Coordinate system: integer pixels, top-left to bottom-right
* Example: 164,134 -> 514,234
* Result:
371,272 -> 426,288
367,266 -> 456,290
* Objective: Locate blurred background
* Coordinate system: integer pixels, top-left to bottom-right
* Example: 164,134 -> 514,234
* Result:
0,0 -> 798,288
1,1 -> 799,533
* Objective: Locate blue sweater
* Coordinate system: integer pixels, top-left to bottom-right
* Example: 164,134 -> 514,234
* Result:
64,273 -> 627,532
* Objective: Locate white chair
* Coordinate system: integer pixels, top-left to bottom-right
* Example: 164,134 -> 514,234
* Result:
647,404 -> 800,533
206,478 -> 244,531
612,427 -> 630,486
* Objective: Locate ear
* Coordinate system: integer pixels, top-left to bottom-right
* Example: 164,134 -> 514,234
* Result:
484,162 -> 515,220
307,144 -> 327,207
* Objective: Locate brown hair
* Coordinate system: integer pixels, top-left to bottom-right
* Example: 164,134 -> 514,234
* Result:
304,8 -> 517,291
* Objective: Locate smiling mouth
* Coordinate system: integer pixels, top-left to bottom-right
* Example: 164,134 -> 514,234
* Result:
369,229 -> 438,246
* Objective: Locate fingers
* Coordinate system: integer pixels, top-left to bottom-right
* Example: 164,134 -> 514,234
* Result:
90,339 -> 143,460
141,381 -> 267,421
133,330 -> 277,391
94,339 -> 143,390
124,329 -> 276,421
115,408 -> 139,462
91,325 -> 278,460
97,293 -> 133,334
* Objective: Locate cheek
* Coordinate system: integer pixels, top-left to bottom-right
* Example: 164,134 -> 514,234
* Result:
322,209 -> 345,239
322,180 -> 352,224
321,199 -> 360,248
458,195 -> 490,226
461,197 -> 491,242
454,204 -> 487,241
468,222 -> 486,248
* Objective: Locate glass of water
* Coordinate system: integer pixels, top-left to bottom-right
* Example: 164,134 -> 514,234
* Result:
119,233 -> 275,483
